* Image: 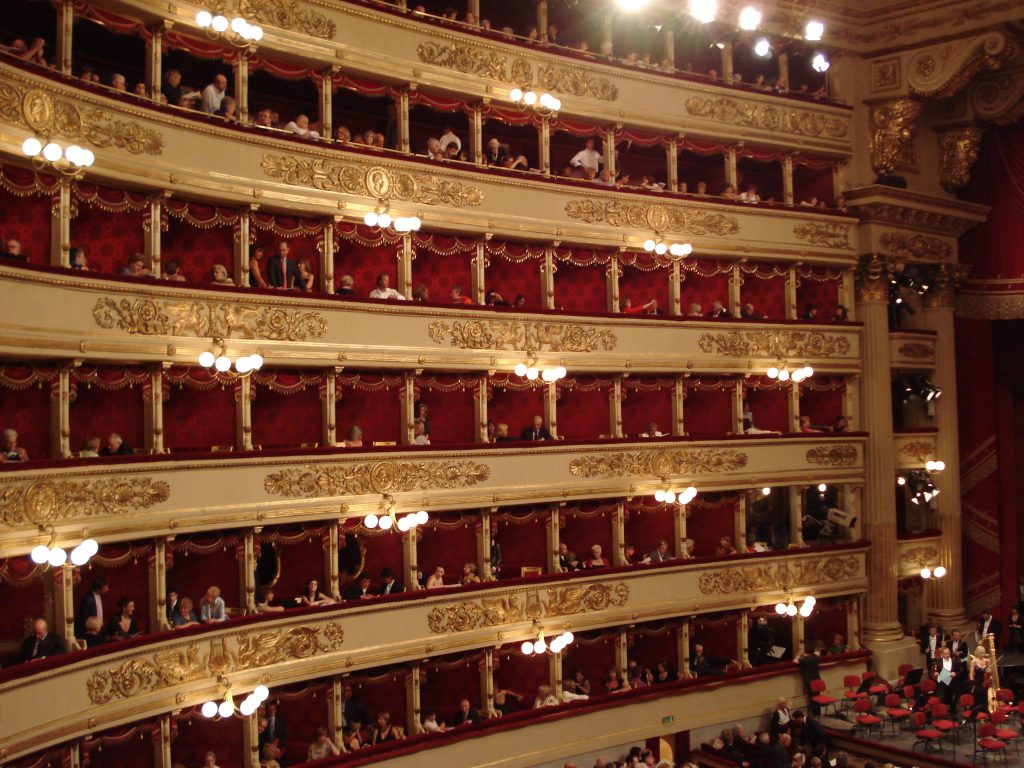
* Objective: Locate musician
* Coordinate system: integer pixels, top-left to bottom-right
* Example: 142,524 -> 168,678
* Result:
967,643 -> 991,717
919,623 -> 943,664
979,611 -> 1001,648
931,645 -> 962,706
947,629 -> 969,663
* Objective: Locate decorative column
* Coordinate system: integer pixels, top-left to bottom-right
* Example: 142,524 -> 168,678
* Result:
847,596 -> 862,650
921,265 -> 968,630
669,259 -> 682,315
788,487 -> 805,547
398,233 -> 413,299
606,251 -> 621,312
777,52 -> 790,91
537,0 -> 549,41
322,367 -> 339,447
610,376 -> 623,438
672,376 -> 685,436
470,104 -> 484,165
324,523 -> 341,601
725,146 -> 738,188
467,0 -> 480,22
856,254 -> 917,676
236,205 -> 255,287
478,509 -> 494,580
237,377 -> 253,450
735,494 -> 747,553
782,154 -> 794,206
400,371 -> 416,445
144,193 -> 165,278
721,42 -> 734,82
788,380 -> 800,433
737,610 -> 750,668
473,376 -> 488,442
52,565 -> 75,647
155,715 -> 173,768
398,88 -> 411,154
731,379 -> 745,435
407,665 -> 421,735
841,269 -> 856,320
673,502 -> 688,562
242,709 -> 260,768
666,135 -> 679,192
679,620 -> 691,677
785,265 -> 798,320
547,506 -> 561,573
319,218 -> 335,293
601,14 -> 613,54
51,178 -> 71,267
545,380 -> 558,438
145,22 -> 171,101
541,244 -> 556,309
56,0 -> 74,75
327,678 -> 344,747
151,537 -> 169,631
664,28 -> 675,67
612,501 -> 626,565
603,127 -> 617,178
548,645 -> 563,691
482,648 -> 497,717
793,614 -> 806,655
403,525 -> 418,591
471,239 -> 487,303
233,51 -> 251,125
239,529 -> 257,613
318,68 -> 335,140
51,365 -> 71,458
144,365 -> 165,453
539,116 -> 551,175
728,262 -> 742,316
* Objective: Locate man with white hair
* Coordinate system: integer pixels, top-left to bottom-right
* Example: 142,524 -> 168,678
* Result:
1,428 -> 28,461
18,619 -> 66,662
99,433 -> 132,456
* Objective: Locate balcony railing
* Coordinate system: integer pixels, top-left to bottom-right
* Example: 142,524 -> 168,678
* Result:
889,330 -> 937,370
894,429 -> 938,470
896,531 -> 942,578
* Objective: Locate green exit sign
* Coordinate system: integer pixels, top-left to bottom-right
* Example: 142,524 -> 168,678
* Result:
662,715 -> 674,725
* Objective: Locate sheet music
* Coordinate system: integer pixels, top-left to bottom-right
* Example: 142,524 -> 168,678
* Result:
937,666 -> 952,685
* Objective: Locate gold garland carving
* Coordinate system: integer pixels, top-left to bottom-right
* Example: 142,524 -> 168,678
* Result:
569,448 -> 748,479
793,222 -> 852,249
261,155 -> 484,208
427,319 -> 616,353
899,440 -> 935,462
880,232 -> 952,262
565,199 -> 740,236
683,96 -> 849,139
86,622 -> 344,704
265,459 -> 491,497
416,41 -> 617,101
92,298 -> 327,341
698,556 -> 860,595
854,202 -> 978,237
427,581 -> 629,633
0,478 -> 169,527
900,545 -> 939,567
938,127 -> 985,191
0,84 -> 163,155
697,330 -> 851,358
870,99 -> 922,175
897,342 -> 934,359
211,0 -> 336,39
805,445 -> 858,467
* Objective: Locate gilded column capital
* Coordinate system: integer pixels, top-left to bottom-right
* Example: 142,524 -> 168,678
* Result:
938,126 -> 985,191
855,254 -> 890,303
922,263 -> 970,309
870,99 -> 922,176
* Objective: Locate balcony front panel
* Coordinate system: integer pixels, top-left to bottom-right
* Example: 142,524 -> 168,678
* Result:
897,533 -> 942,578
0,435 -> 866,552
0,545 -> 867,760
894,430 -> 937,470
0,63 -> 858,263
889,331 -> 936,370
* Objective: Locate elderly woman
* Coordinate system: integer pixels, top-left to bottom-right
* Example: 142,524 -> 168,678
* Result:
1,428 -> 28,462
584,544 -> 608,568
173,597 -> 199,629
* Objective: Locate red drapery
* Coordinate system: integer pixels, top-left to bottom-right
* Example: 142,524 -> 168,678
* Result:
740,263 -> 789,320
736,156 -> 783,201
420,651 -> 483,724
553,247 -> 610,313
796,266 -> 843,318
744,377 -> 791,433
251,370 -> 324,449
684,379 -> 735,436
793,160 -> 835,206
690,613 -> 739,662
334,223 -> 403,297
69,366 -> 147,452
162,201 -> 238,284
81,721 -> 158,768
628,621 -> 680,674
0,165 -> 55,266
560,502 -> 614,564
678,149 -> 726,193
167,534 -> 242,611
689,495 -> 738,556
340,520 -> 405,585
274,681 -> 331,760
337,373 -> 402,444
556,377 -> 613,439
411,235 -> 475,304
624,502 -> 677,558
417,512 -> 479,580
262,527 -> 328,601
492,507 -> 549,577
70,182 -> 148,276
0,364 -> 57,459
415,375 -> 479,444
162,369 -> 239,451
75,542 -> 153,634
347,666 -> 410,732
799,378 -> 846,427
494,645 -> 550,712
681,259 -> 732,313
486,377 -> 545,436
621,377 -> 674,438
618,255 -> 669,312
803,599 -> 849,651
483,240 -> 545,309
0,560 -> 45,665
562,629 -> 618,693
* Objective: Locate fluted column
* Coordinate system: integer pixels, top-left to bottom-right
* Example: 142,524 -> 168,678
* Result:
51,178 -> 71,267
324,524 -> 340,601
603,127 -> 617,177
610,376 -> 623,437
666,135 -> 680,193
672,377 -> 685,436
237,377 -> 253,450
921,265 -> 968,630
56,0 -> 74,75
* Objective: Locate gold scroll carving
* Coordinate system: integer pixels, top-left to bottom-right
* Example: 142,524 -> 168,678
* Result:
569,448 -> 748,479
854,202 -> 978,237
86,622 -> 344,704
907,33 -> 1009,100
93,298 -> 327,341
565,199 -> 739,236
683,97 -> 849,139
899,440 -> 935,462
897,342 -> 934,359
427,581 -> 629,633
0,85 -> 163,155
210,0 -> 336,39
880,232 -> 952,262
793,222 -> 852,249
901,545 -> 939,567
833,0 -> 1019,46
805,445 -> 858,467
416,41 -> 617,100
870,99 -> 922,175
697,330 -> 851,358
0,477 -> 169,527
698,556 -> 860,595
856,254 -> 889,303
265,459 -> 491,497
938,127 -> 985,191
261,155 -> 484,207
427,319 -> 616,353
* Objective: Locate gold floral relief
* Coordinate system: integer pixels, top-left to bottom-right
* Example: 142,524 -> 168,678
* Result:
261,155 -> 484,207
224,0 -> 337,39
855,203 -> 978,237
805,445 -> 859,468
900,545 -> 939,567
569,448 -> 748,479
698,556 -> 860,595
427,319 -> 616,353
938,126 -> 985,191
683,96 -> 849,139
86,622 -> 344,704
793,222 -> 852,249
897,342 -> 934,359
697,330 -> 852,358
870,99 -> 922,176
0,477 -> 169,527
856,254 -> 889,303
565,199 -> 740,236
899,440 -> 935,462
92,298 -> 328,342
880,232 -> 952,262
427,581 -> 629,633
265,459 -> 491,498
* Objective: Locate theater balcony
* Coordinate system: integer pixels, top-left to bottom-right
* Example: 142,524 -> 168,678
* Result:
889,330 -> 936,370
896,532 -> 942,579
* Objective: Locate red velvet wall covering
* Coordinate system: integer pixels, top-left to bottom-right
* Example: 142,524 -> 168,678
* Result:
348,667 -> 409,732
799,379 -> 846,427
417,512 -> 478,579
411,247 -> 474,305
803,599 -> 848,650
81,724 -> 157,768
416,382 -> 476,444
681,261 -> 731,312
494,645 -> 550,711
487,383 -> 545,436
276,682 -> 332,758
420,651 -> 483,724
173,711 -> 243,768
740,264 -> 788,320
251,377 -> 322,449
333,226 -> 402,296
163,380 -> 237,450
337,377 -> 401,444
621,381 -> 673,437
492,508 -> 549,577
690,614 -> 738,662
554,261 -> 608,313
162,216 -> 235,284
737,157 -> 783,201
678,150 -> 726,192
684,383 -> 734,436
0,383 -> 52,459
745,379 -> 791,433
628,622 -> 680,672
562,630 -> 617,693
560,504 -> 614,565
167,535 -> 242,611
69,381 -> 145,452
75,542 -> 152,634
619,261 -> 669,312
265,530 -> 327,601
0,564 -> 44,664
793,164 -> 834,205
343,523 -> 405,585
0,186 -> 51,265
70,197 -> 145,276
624,504 -> 676,558
688,496 -> 738,556
796,268 -> 842,318
484,250 -> 542,309
556,380 -> 612,439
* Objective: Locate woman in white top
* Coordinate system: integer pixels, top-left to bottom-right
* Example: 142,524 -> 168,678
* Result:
425,566 -> 446,589
200,586 -> 226,623
533,684 -> 560,708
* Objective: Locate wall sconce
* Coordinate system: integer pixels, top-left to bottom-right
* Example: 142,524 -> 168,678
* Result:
31,531 -> 98,567
766,365 -> 813,383
514,361 -> 566,382
643,238 -> 692,257
22,138 -> 94,177
196,10 -> 264,45
522,624 -> 574,655
197,337 -> 264,374
202,682 -> 269,719
509,88 -> 561,116
364,496 -> 429,531
775,595 -> 815,617
654,485 -> 698,505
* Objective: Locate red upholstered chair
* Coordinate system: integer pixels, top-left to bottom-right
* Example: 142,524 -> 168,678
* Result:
991,711 -> 1020,755
975,723 -> 1008,764
854,698 -> 883,739
862,670 -> 889,696
995,688 -> 1016,719
903,684 -> 919,711
885,692 -> 911,736
920,678 -> 937,697
810,679 -> 838,717
913,710 -> 943,753
930,701 -> 959,747
843,674 -> 866,713
896,663 -> 914,688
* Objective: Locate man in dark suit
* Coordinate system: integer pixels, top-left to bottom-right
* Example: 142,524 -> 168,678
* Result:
758,732 -> 790,768
266,241 -> 300,289
791,710 -> 829,753
947,628 -> 969,662
520,415 -> 552,442
484,138 -> 509,167
342,683 -> 368,727
932,645 -> 963,706
75,578 -> 108,638
19,619 -> 66,663
797,644 -> 823,712
343,574 -> 375,600
979,611 -> 1001,646
450,698 -> 480,726
920,623 -> 943,664
648,540 -> 672,563
379,568 -> 404,595
165,587 -> 180,627
261,702 -> 286,750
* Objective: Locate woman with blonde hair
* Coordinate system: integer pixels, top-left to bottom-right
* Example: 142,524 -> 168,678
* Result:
200,586 -> 226,624
461,562 -> 480,585
533,684 -> 559,708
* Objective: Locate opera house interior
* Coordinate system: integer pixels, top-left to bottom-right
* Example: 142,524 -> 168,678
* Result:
1,0 -> 1024,766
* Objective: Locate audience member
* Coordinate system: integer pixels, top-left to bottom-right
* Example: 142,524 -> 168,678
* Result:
261,742 -> 283,768
558,541 -> 579,571
833,305 -> 849,322
584,544 -> 608,568
380,567 -> 404,595
371,710 -> 404,743
75,579 -> 109,638
200,586 -> 227,623
570,138 -> 603,178
202,750 -> 220,768
82,616 -> 108,648
621,297 -> 657,315
284,114 -> 320,140
716,535 -> 738,556
769,698 -> 793,739
255,587 -> 285,613
449,285 -> 472,304
648,540 -> 672,563
19,619 -> 66,663
413,419 -> 430,445
307,727 -> 341,760
707,299 -> 731,319
201,74 -> 229,114
369,273 -> 406,300
534,684 -> 560,707
803,304 -> 818,320
412,284 -> 430,301
640,422 -> 664,437
211,264 -> 234,285
296,258 -> 316,291
262,702 -> 286,749
690,642 -> 729,676
833,416 -> 848,433
344,574 -> 375,600
162,259 -> 186,281
425,565 -> 446,589
106,597 -> 141,639
451,698 -> 481,726
69,246 -> 89,270
687,302 -> 703,316
603,668 -> 629,693
336,274 -> 356,295
79,436 -> 101,457
2,238 -> 26,262
299,578 -> 334,606
344,425 -> 364,447
2,428 -> 29,462
421,707 -> 447,732
267,241 -> 300,289
173,597 -> 199,628
11,37 -> 48,65
741,302 -> 763,320
521,415 -> 552,441
120,254 -> 148,277
799,416 -> 823,433
513,294 -> 527,308
249,245 -> 269,288
99,433 -> 132,456
460,562 -> 481,585
215,96 -> 238,123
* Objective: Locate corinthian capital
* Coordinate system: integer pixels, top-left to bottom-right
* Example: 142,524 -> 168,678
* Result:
870,99 -> 922,176
856,254 -> 890,303
922,263 -> 970,309
938,126 -> 985,191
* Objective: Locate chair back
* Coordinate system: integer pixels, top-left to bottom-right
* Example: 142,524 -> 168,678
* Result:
920,679 -> 937,693
912,711 -> 927,727
811,679 -> 827,694
903,685 -> 916,700
997,688 -> 1014,703
898,664 -> 914,676
960,693 -> 976,709
862,671 -> 877,682
979,723 -> 996,738
844,675 -> 862,689
931,702 -> 949,717
991,711 -> 1007,725
885,693 -> 901,707
855,698 -> 871,714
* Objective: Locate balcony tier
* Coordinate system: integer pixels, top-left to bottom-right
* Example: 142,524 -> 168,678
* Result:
896,532 -> 942,578
894,429 -> 938,470
889,331 -> 937,370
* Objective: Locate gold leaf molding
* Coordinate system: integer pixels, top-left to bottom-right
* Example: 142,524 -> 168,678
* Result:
565,199 -> 740,236
870,99 -> 922,177
0,84 -> 163,155
698,556 -> 860,595
265,459 -> 491,497
427,581 -> 629,633
899,440 -> 935,463
853,202 -> 979,238
87,622 -> 343,704
901,545 -> 939,567
880,232 -> 952,262
212,0 -> 336,39
938,127 -> 985,192
684,97 -> 849,139
0,477 -> 169,527
569,448 -> 748,479
262,155 -> 484,208
92,298 -> 327,342
697,330 -> 851,358
428,319 -> 616,353
897,342 -> 934,359
805,445 -> 858,467
793,222 -> 852,249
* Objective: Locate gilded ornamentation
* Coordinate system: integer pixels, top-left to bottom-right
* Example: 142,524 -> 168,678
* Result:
832,1 -> 1019,46
0,84 -> 163,155
899,440 -> 935,462
426,582 -> 629,633
416,41 -> 617,100
922,263 -> 967,309
427,319 -> 616,353
211,0 -> 336,39
897,343 -> 934,359
0,477 -> 169,527
683,97 -> 849,139
93,298 -> 327,341
86,623 -> 344,704
793,222 -> 852,249
698,556 -> 860,595
569,448 -> 748,479
564,199 -> 740,236
264,460 -> 491,497
854,202 -> 979,237
907,33 -> 1009,99
880,232 -> 952,262
901,545 -> 939,567
805,445 -> 859,468
871,58 -> 901,92
938,127 -> 985,191
261,155 -> 484,207
856,254 -> 889,302
870,99 -> 922,175
697,330 -> 851,359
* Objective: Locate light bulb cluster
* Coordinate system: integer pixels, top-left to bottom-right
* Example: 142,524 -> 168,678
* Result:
899,469 -> 941,505
812,53 -> 831,72
364,509 -> 429,532
509,88 -> 561,114
654,486 -> 698,505
521,630 -> 574,656
775,595 -> 815,617
643,239 -> 692,257
198,349 -> 263,375
363,211 -> 421,232
202,684 -> 269,719
920,566 -> 947,580
22,138 -> 95,174
30,538 -> 98,567
513,362 -> 567,382
766,365 -> 813,383
924,460 -> 946,473
196,11 -> 264,42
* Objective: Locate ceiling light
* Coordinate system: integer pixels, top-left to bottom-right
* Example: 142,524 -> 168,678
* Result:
897,476 -> 906,486
805,20 -> 824,41
196,10 -> 213,26
211,14 -> 229,32
690,0 -> 717,24
920,567 -> 932,579
754,38 -> 771,57
738,6 -> 761,30
817,483 -> 827,493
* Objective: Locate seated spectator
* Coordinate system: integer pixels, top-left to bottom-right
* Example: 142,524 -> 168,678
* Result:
483,138 -> 508,166
721,183 -> 737,198
99,433 -> 132,456
649,540 -> 673,563
296,258 -> 315,291
707,299 -> 731,319
741,302 -> 763,320
249,244 -> 269,288
344,425 -> 363,447
82,615 -> 108,648
283,114 -> 319,140
621,297 -> 657,315
202,751 -> 220,768
687,302 -> 703,316
640,422 -> 664,437
425,565 -> 446,589
485,288 -> 508,307
740,184 -> 761,203
655,661 -> 675,683
10,37 -> 48,65
19,619 -> 65,663
371,711 -> 404,743
558,541 -> 579,571
253,109 -> 274,128
744,417 -> 780,436
162,69 -> 188,106
200,586 -> 227,623
108,73 -> 126,91
584,544 -> 608,568
173,597 -> 199,628
216,96 -> 239,123
800,196 -> 820,208
120,254 -> 149,277
344,574 -> 375,600
425,137 -> 444,160
2,428 -> 29,462
413,419 -> 430,445
412,284 -> 430,301
261,742 -> 283,768
494,422 -> 513,442
421,708 -> 447,733
835,194 -> 849,212
716,536 -> 738,556
799,415 -> 823,433
451,698 -> 481,726
336,274 -> 355,296
603,668 -> 630,693
833,416 -> 848,433
70,246 -> 89,270
211,264 -> 234,286
162,259 -> 186,282
513,294 -> 527,308
255,587 -> 285,613
534,684 -> 560,707
75,579 -> 108,639
461,562 -> 481,585
803,304 -> 818,320
106,597 -> 141,639
694,180 -> 709,195
449,285 -> 472,304
307,727 -> 341,760
833,304 -> 849,322
379,567 -> 404,595
267,241 -> 299,289
344,719 -> 366,750
439,125 -> 461,153
569,670 -> 591,696
443,141 -> 465,161
493,688 -> 523,716
334,125 -> 351,143
79,435 -> 101,457
570,138 -> 603,179
201,74 -> 229,114
299,578 -> 334,606
369,273 -> 406,300
521,415 -> 552,441
2,237 -> 26,262
691,642 -> 730,676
